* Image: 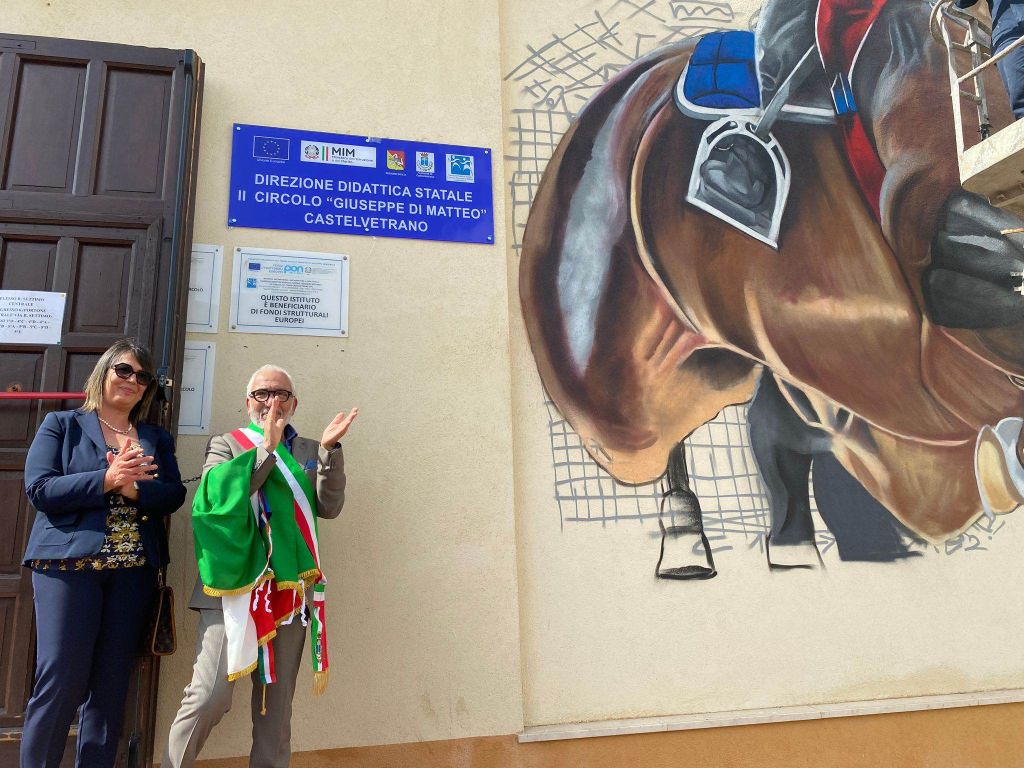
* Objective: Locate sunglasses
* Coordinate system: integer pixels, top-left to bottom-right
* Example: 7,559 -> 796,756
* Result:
248,389 -> 294,403
111,363 -> 155,388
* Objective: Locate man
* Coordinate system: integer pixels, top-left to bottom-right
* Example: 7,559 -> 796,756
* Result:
956,0 -> 1024,119
163,364 -> 357,768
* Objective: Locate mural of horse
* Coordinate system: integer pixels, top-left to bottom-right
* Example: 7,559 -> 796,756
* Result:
519,0 -> 1024,577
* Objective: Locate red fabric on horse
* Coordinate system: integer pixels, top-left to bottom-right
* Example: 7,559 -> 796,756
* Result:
816,0 -> 888,220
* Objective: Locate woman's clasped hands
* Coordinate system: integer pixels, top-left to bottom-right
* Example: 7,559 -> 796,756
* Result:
103,444 -> 158,496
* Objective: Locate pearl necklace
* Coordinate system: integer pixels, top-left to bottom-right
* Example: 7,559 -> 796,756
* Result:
98,414 -> 134,435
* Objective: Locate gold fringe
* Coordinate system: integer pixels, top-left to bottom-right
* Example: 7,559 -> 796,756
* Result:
227,660 -> 259,682
202,570 -> 274,598
274,580 -> 303,592
274,605 -> 303,627
298,568 -> 322,586
256,628 -> 278,647
312,669 -> 329,696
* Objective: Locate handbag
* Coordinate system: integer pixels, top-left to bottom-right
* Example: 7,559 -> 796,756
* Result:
144,569 -> 176,656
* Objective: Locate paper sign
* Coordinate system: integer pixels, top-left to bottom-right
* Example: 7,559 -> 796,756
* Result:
0,290 -> 66,345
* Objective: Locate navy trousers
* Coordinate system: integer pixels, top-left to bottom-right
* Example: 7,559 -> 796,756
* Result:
994,12 -> 1024,119
20,567 -> 156,768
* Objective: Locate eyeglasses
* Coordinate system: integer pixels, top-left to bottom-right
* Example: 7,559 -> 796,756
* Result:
111,363 -> 154,388
248,389 -> 294,403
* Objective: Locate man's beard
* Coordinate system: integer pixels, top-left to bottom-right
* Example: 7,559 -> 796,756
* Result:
248,404 -> 291,427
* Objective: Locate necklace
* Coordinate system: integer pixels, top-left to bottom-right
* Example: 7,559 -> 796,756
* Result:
98,414 -> 134,435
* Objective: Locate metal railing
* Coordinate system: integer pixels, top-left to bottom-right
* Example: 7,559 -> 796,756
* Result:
931,0 -> 1024,149
0,391 -> 84,400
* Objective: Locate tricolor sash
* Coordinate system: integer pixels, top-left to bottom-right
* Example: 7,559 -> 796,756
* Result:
192,423 -> 329,693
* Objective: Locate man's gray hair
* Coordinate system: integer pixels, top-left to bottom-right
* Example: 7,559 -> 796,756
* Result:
245,364 -> 296,395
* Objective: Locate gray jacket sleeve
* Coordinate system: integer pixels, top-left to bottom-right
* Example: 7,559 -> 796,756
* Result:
202,433 -> 278,496
313,443 -> 347,520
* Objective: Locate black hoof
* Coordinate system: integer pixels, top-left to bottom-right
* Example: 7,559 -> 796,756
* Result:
656,564 -> 718,580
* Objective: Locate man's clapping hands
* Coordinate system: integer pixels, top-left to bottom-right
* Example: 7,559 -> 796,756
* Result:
321,408 -> 359,450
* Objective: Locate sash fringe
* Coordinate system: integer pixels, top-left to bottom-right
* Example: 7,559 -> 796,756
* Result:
203,570 -> 275,598
312,669 -> 329,696
256,628 -> 278,647
227,660 -> 259,682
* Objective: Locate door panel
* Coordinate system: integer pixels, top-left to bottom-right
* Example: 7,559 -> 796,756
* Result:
5,60 -> 87,193
95,67 -> 173,197
0,238 -> 57,288
0,32 -> 202,768
0,352 -> 42,444
68,241 -> 135,331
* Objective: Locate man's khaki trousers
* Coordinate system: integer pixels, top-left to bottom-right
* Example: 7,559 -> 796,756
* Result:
161,608 -> 306,768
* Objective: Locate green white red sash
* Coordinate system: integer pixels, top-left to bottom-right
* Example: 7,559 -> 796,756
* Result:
215,425 -> 329,692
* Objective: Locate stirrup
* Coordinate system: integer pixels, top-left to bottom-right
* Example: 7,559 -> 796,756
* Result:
687,118 -> 791,248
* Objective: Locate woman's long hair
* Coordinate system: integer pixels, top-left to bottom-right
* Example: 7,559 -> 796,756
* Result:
80,339 -> 158,425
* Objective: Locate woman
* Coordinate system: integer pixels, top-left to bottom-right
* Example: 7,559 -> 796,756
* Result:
21,339 -> 186,768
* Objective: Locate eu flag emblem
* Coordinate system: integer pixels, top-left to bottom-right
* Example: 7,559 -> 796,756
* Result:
252,136 -> 289,160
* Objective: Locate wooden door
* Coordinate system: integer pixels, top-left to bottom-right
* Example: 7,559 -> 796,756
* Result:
0,33 -> 203,767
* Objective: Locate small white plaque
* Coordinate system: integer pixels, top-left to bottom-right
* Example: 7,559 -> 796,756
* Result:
178,341 -> 216,435
186,244 -> 224,333
0,290 -> 66,345
228,246 -> 349,337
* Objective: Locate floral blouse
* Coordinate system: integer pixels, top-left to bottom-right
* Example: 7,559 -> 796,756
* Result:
29,445 -> 147,571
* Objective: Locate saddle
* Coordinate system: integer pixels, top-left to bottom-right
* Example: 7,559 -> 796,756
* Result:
677,15 -> 885,247
675,31 -> 828,248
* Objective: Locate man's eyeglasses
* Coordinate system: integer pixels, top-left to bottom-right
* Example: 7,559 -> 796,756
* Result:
248,389 -> 294,403
111,363 -> 155,388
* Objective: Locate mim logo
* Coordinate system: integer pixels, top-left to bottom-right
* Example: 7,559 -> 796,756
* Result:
300,140 -> 376,168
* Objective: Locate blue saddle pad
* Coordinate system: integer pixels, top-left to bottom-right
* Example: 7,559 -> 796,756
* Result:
683,30 -> 760,110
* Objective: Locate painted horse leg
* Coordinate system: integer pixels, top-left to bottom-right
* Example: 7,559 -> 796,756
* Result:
811,453 -> 923,561
747,371 -> 822,570
747,369 -> 922,566
655,441 -> 717,580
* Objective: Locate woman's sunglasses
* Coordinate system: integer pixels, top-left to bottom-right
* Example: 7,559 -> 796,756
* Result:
111,363 -> 155,388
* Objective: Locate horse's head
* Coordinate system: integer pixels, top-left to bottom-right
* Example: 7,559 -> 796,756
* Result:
520,42 -> 757,485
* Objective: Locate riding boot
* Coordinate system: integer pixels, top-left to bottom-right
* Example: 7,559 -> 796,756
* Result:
694,135 -> 778,231
755,0 -> 829,111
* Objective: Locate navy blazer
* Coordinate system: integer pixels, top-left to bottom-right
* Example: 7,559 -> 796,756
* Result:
23,409 -> 186,566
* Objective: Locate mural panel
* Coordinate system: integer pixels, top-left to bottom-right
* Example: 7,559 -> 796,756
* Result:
512,0 -> 1024,579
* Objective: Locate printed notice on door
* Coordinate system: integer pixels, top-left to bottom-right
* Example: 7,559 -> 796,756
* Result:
0,291 -> 66,345
229,246 -> 349,337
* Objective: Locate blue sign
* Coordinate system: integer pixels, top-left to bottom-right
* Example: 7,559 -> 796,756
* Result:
228,123 -> 494,245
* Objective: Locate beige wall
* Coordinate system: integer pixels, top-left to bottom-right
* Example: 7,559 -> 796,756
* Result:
5,0 -> 523,759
